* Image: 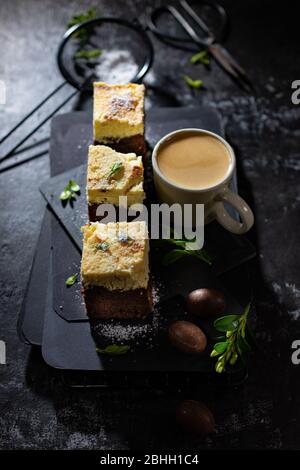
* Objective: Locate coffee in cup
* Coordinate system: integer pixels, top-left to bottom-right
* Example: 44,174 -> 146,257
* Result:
157,132 -> 232,190
152,128 -> 254,235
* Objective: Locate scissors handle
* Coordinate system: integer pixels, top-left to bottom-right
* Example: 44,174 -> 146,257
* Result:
180,0 -> 227,41
168,5 -> 212,47
147,1 -> 227,46
147,6 -> 192,43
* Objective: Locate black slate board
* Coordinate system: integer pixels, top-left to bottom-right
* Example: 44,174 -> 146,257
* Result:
20,108 -> 255,368
18,112 -> 92,345
43,218 -> 243,371
22,107 -> 226,344
18,209 -> 51,345
40,108 -> 253,372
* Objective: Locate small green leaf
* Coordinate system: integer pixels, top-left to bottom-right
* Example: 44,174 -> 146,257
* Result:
210,349 -> 220,357
108,161 -> 123,180
229,353 -> 238,365
183,75 -> 203,89
60,189 -> 72,201
159,236 -> 213,266
214,341 -> 228,354
215,358 -> 225,373
162,249 -> 186,266
69,179 -> 80,192
75,48 -> 102,60
96,345 -> 130,355
60,179 -> 80,203
68,7 -> 98,39
191,50 -> 210,65
214,314 -> 240,332
211,341 -> 228,358
68,7 -> 97,28
96,242 -> 109,251
65,273 -> 78,286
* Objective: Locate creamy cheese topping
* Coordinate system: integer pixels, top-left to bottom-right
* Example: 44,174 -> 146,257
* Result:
81,221 -> 149,291
87,145 -> 145,205
93,82 -> 144,141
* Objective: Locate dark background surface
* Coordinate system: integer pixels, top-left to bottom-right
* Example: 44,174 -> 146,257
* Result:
0,0 -> 300,450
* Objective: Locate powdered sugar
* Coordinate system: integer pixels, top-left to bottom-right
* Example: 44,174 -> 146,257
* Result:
91,280 -> 166,349
95,50 -> 138,84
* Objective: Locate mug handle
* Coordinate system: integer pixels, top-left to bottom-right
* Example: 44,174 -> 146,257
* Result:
212,187 -> 254,235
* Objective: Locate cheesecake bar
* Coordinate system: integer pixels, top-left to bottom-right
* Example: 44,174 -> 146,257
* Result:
93,82 -> 146,155
87,145 -> 145,221
81,221 -> 153,319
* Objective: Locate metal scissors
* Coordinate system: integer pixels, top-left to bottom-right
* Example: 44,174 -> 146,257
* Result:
147,0 -> 253,92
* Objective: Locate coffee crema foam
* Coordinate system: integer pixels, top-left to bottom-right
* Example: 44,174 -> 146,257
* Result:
157,133 -> 231,190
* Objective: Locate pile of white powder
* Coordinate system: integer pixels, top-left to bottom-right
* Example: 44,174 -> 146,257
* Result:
95,50 -> 139,84
92,283 -> 164,349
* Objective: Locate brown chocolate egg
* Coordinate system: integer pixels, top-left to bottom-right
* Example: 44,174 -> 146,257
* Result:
176,400 -> 215,435
186,288 -> 226,318
168,320 -> 207,354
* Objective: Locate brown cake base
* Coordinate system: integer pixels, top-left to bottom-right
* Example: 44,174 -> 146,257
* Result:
94,134 -> 146,157
82,284 -> 153,320
88,203 -> 118,222
88,203 -> 102,222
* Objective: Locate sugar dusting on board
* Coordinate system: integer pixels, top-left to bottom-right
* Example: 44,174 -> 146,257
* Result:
91,282 -> 167,350
95,50 -> 138,84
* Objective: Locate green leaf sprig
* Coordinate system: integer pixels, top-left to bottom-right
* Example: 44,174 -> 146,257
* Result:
68,7 -> 99,59
160,236 -> 213,267
96,242 -> 110,251
59,179 -> 81,204
65,273 -> 78,286
183,75 -> 203,89
191,50 -> 210,65
75,48 -> 102,60
68,7 -> 97,37
96,345 -> 130,355
211,304 -> 251,373
108,161 -> 123,180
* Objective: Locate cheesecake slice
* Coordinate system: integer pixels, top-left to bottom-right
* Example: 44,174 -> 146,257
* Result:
93,82 -> 146,156
87,145 -> 145,221
81,221 -> 153,319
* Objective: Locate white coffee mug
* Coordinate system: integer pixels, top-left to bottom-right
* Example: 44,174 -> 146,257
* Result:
152,128 -> 254,235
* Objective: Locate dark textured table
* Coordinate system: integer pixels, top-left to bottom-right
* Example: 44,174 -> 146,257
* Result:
0,0 -> 299,450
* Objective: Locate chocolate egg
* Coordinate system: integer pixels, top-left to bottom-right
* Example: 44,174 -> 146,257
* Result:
168,320 -> 207,354
186,288 -> 226,318
176,400 -> 215,435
